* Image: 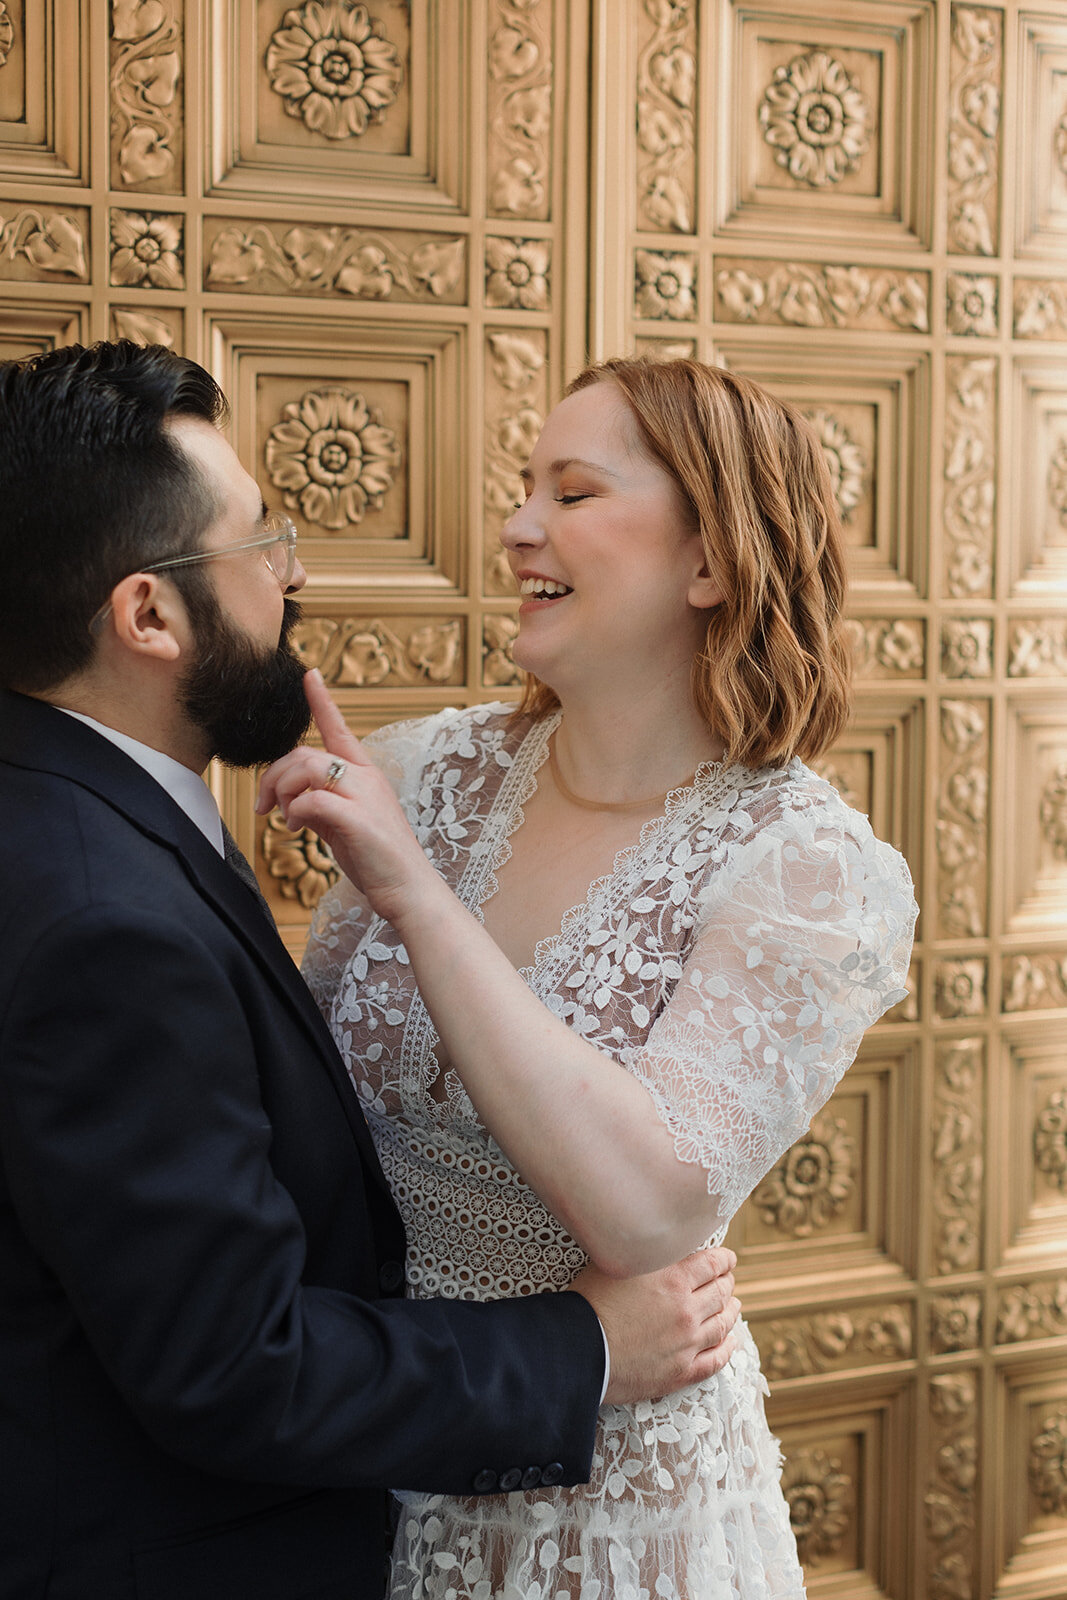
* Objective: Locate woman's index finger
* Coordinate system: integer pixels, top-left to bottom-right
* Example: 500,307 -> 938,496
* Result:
304,668 -> 365,759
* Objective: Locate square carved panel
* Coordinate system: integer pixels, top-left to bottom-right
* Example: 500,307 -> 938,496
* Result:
1011,355 -> 1067,596
1003,697 -> 1067,934
206,312 -> 467,596
1016,13 -> 1067,258
715,342 -> 930,598
718,0 -> 935,248
0,300 -> 85,359
994,1355 -> 1067,1590
0,1 -> 87,183
208,0 -> 465,209
999,1030 -> 1067,1266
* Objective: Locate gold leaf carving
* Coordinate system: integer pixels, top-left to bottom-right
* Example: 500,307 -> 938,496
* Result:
946,273 -> 997,336
0,209 -> 88,280
997,1278 -> 1067,1344
844,618 -> 925,678
751,1110 -> 855,1237
782,1446 -> 852,1563
110,0 -> 182,190
485,237 -> 550,311
635,249 -> 696,320
1030,1407 -> 1067,1516
636,0 -> 695,232
948,6 -> 1001,256
0,5 -> 15,67
926,1372 -> 977,1598
1016,279 -> 1067,340
265,1 -> 403,141
261,811 -> 339,910
758,50 -> 870,188
487,2 -> 551,220
265,389 -> 401,532
944,357 -> 996,598
941,619 -> 992,679
930,1293 -> 982,1353
1009,619 -> 1067,677
715,260 -> 929,333
204,223 -> 465,304
938,700 -> 988,938
291,616 -> 463,688
1003,954 -> 1067,1014
1034,1087 -> 1067,1193
757,1304 -> 912,1381
482,615 -> 521,688
486,331 -> 545,392
109,209 -> 183,289
932,1041 -> 983,1275
935,960 -> 987,1019
111,308 -> 177,348
483,326 -> 548,597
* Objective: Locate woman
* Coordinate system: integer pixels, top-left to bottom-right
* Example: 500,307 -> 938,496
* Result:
259,358 -> 917,1598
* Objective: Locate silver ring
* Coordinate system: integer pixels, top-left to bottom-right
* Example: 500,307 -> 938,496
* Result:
322,758 -> 347,792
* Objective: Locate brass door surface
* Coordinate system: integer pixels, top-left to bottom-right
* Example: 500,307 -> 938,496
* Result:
5,3 -> 1067,1594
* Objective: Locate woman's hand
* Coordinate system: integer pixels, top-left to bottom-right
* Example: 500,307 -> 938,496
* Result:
255,670 -> 442,928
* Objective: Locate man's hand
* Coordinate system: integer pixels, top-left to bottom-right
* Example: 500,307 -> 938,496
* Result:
571,1247 -> 739,1405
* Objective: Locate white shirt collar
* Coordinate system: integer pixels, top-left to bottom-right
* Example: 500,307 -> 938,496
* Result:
55,708 -> 225,856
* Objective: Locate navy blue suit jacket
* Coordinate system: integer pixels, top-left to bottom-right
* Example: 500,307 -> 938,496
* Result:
0,690 -> 602,1599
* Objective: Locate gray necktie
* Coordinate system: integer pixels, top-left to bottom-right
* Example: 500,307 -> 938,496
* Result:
221,822 -> 277,929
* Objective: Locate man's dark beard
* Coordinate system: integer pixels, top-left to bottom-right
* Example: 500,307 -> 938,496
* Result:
178,593 -> 312,768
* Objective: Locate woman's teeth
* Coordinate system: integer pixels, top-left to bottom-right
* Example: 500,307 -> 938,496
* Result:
520,578 -> 572,597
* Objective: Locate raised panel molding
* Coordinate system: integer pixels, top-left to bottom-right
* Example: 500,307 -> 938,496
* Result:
0,0 -> 88,184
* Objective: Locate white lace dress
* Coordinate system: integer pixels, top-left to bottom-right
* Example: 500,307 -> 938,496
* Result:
303,704 -> 917,1600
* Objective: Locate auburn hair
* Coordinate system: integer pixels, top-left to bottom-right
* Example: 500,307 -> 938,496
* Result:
515,357 -> 852,768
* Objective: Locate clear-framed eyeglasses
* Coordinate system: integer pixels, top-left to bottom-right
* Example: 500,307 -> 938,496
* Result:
90,512 -> 299,634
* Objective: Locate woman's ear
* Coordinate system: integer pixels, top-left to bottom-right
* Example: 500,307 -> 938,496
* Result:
104,573 -> 186,663
688,563 -> 723,611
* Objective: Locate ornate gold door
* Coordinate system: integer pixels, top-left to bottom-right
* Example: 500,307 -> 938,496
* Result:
6,2 -> 1067,1593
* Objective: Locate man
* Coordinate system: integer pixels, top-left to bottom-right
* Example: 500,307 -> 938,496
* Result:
0,342 -> 738,1599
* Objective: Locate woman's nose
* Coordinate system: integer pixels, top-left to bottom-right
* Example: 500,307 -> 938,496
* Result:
500,497 -> 545,548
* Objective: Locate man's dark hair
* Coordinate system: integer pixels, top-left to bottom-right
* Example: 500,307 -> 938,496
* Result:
1,339 -> 229,692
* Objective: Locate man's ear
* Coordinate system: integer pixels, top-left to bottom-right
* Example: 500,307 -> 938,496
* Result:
104,573 -> 186,663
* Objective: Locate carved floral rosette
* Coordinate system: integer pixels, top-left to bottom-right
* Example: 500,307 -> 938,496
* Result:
930,1292 -> 982,1354
264,1 -> 404,142
947,6 -> 1001,256
750,1109 -> 856,1239
1015,280 -> 1067,341
0,206 -> 88,281
109,209 -> 184,289
754,1303 -> 912,1382
998,1277 -> 1067,1345
925,1372 -> 978,1600
205,222 -> 466,304
289,615 -> 464,689
1029,1406 -> 1067,1518
937,699 -> 989,940
110,0 -> 183,192
261,810 -> 339,911
780,1444 -> 853,1566
943,357 -> 996,600
483,327 -> 548,596
265,388 -> 401,532
758,49 -> 870,190
714,259 -> 929,334
487,0 -> 552,220
931,1039 -> 983,1276
635,0 -> 696,233
843,617 -> 925,679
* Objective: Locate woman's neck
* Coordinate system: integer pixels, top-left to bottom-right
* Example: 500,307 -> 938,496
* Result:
549,684 -> 725,807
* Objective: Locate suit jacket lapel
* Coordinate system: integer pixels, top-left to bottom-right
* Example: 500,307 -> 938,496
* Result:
0,692 -> 394,1199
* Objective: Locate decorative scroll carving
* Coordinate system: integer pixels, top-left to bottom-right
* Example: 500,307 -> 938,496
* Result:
937,699 -> 988,939
265,1 -> 403,140
110,0 -> 183,191
715,260 -> 929,332
925,1372 -> 978,1600
1030,1407 -> 1067,1516
635,249 -> 696,320
1004,954 -> 1067,1013
265,389 -> 401,532
941,619 -> 992,679
944,357 -> 995,599
1015,280 -> 1067,340
484,328 -> 548,596
932,1040 -> 983,1276
757,1304 -> 912,1382
948,6 -> 1001,256
781,1446 -> 852,1564
1034,1088 -> 1067,1193
947,273 -> 997,336
935,959 -> 986,1019
291,616 -> 464,687
844,618 -> 925,678
485,237 -> 550,311
759,49 -> 870,187
751,1110 -> 855,1237
111,308 -> 178,348
109,209 -> 183,288
997,1278 -> 1067,1344
0,208 -> 88,280
487,0 -> 552,220
930,1293 -> 982,1354
482,614 -> 521,688
205,223 -> 466,303
635,0 -> 696,232
0,6 -> 15,67
801,409 -> 866,524
261,811 -> 339,910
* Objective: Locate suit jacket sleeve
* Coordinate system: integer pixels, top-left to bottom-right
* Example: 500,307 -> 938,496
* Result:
0,900 -> 604,1493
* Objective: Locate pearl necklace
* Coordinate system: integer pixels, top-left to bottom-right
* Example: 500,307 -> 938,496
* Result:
547,737 -> 694,814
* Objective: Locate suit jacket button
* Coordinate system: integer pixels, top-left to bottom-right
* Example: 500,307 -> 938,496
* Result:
520,1466 -> 542,1490
541,1461 -> 564,1487
378,1260 -> 404,1293
498,1467 -> 522,1492
472,1469 -> 498,1493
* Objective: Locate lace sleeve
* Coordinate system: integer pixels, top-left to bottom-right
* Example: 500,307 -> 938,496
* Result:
623,818 -> 917,1234
300,708 -> 457,1017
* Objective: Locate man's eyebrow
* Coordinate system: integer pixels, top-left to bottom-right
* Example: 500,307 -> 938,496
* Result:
518,457 -> 621,482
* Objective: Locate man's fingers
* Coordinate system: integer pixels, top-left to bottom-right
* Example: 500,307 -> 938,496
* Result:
676,1245 -> 736,1288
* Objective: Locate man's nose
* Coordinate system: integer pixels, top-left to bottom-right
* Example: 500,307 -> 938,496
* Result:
286,556 -> 308,594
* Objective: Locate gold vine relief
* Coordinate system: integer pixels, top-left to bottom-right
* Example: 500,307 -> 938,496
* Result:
292,616 -> 463,688
207,225 -> 464,303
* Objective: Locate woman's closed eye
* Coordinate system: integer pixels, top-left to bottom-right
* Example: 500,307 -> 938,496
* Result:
556,492 -> 591,505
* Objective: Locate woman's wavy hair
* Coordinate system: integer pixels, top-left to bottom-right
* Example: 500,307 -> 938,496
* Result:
516,357 -> 852,768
